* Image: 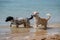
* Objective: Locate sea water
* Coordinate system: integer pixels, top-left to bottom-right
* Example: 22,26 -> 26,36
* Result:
0,0 -> 60,25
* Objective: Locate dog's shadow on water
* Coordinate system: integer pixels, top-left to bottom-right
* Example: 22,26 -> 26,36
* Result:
47,27 -> 60,29
47,27 -> 53,29
39,27 -> 53,30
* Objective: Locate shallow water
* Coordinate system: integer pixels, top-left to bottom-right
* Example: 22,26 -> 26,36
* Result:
0,27 -> 60,40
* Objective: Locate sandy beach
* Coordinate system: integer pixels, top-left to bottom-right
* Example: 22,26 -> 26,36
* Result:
0,23 -> 60,40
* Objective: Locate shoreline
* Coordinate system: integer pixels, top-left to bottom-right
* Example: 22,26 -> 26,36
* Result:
0,23 -> 60,28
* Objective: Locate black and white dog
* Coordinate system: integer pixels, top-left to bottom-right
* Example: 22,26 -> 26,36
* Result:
5,15 -> 33,28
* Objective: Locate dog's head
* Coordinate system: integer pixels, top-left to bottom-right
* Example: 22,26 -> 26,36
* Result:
5,16 -> 14,22
32,11 -> 39,17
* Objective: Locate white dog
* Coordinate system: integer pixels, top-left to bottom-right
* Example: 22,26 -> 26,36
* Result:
32,12 -> 51,29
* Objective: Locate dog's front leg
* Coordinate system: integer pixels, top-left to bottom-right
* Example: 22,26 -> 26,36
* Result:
34,23 -> 38,28
10,23 -> 13,27
10,24 -> 12,27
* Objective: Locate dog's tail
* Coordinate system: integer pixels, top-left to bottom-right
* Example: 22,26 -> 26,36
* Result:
46,13 -> 51,21
28,15 -> 33,20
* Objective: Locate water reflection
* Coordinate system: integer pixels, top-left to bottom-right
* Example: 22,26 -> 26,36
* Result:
0,27 -> 60,40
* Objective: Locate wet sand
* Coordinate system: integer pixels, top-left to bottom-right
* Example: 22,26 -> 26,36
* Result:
0,23 -> 60,40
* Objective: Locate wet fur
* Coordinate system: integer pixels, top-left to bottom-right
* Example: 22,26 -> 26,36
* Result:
33,14 -> 51,29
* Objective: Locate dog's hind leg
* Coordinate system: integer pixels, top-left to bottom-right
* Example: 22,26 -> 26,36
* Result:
23,22 -> 27,28
16,24 -> 19,28
43,24 -> 47,30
